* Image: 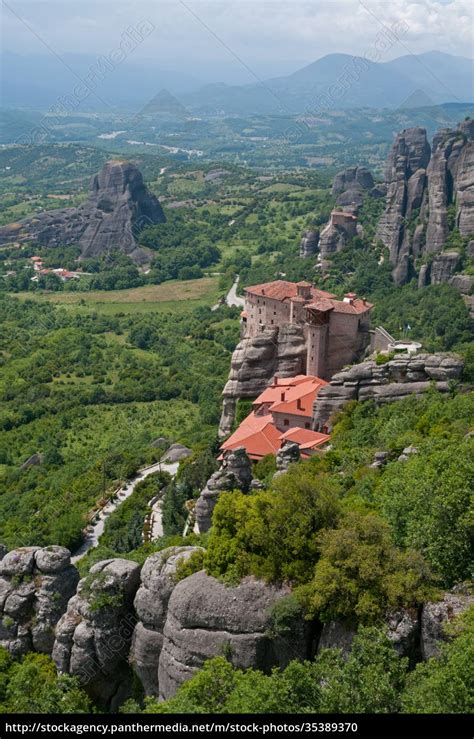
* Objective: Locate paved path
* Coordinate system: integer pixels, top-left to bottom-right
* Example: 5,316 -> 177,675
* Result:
212,276 -> 244,311
71,460 -> 179,563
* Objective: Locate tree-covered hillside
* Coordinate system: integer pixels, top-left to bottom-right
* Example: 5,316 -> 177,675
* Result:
0,295 -> 239,550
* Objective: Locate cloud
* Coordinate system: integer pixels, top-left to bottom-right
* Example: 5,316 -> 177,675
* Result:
2,0 -> 472,78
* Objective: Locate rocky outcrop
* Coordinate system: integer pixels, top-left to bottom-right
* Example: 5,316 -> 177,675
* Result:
318,609 -> 420,663
274,441 -> 301,477
161,443 -> 192,463
0,161 -> 165,265
331,166 -> 381,207
195,447 -> 253,533
0,546 -> 78,657
312,353 -> 463,431
52,558 -> 140,710
420,585 -> 473,660
376,127 -> 430,284
20,452 -> 44,470
417,252 -> 461,287
299,229 -> 319,258
219,325 -> 306,437
319,214 -> 358,261
130,546 -> 204,696
376,120 -> 474,285
449,274 -> 474,293
158,572 -> 307,700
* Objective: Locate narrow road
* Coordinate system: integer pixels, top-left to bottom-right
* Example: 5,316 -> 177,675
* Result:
212,276 -> 244,311
226,275 -> 245,308
71,460 -> 179,563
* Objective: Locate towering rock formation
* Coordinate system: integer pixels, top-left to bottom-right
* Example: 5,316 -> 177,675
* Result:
376,120 -> 474,285
219,325 -> 307,437
195,447 -> 253,533
318,210 -> 358,261
299,229 -> 319,258
0,546 -> 78,657
376,127 -> 431,284
0,160 -> 165,265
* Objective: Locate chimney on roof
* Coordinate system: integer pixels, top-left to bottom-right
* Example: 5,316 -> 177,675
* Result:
297,398 -> 302,410
273,375 -> 278,386
343,292 -> 356,304
297,281 -> 312,299
262,288 -> 265,295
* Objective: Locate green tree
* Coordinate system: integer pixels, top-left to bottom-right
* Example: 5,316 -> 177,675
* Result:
376,438 -> 474,585
298,511 -> 431,623
1,653 -> 91,713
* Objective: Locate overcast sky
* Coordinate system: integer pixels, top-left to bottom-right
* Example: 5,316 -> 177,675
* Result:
2,0 -> 473,84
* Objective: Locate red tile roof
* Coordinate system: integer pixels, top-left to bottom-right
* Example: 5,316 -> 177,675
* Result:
245,280 -> 372,315
245,280 -> 335,302
261,375 -> 327,417
220,412 -> 282,460
279,427 -> 330,450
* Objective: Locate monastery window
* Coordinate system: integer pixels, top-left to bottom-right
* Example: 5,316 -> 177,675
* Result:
305,423 -> 310,429
283,419 -> 289,426
271,320 -> 274,325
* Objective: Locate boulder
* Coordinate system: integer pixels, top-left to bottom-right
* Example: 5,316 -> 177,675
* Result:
317,621 -> 356,657
161,443 -> 192,463
0,546 -> 78,657
421,585 -> 474,660
158,572 -> 307,700
20,453 -> 44,470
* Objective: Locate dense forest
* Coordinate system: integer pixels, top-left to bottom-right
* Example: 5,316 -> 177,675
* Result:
0,295 -> 239,550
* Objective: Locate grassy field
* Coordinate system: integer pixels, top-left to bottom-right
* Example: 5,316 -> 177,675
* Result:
13,277 -> 221,315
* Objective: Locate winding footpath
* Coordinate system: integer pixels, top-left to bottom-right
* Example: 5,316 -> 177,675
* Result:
71,460 -> 179,564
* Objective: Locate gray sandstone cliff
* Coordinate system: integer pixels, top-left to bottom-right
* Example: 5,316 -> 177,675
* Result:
331,165 -> 381,207
0,160 -> 165,265
158,571 -> 308,700
0,546 -> 78,657
129,546 -> 205,696
376,121 -> 474,286
312,353 -> 463,431
52,558 -> 140,710
299,229 -> 319,258
219,325 -> 306,437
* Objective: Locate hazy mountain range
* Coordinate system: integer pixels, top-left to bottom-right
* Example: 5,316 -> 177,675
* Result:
1,50 -> 472,113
